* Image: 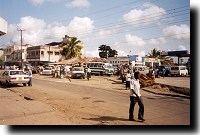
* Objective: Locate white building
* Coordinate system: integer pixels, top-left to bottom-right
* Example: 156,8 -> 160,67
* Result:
27,45 -> 62,65
107,56 -> 129,67
0,17 -> 7,36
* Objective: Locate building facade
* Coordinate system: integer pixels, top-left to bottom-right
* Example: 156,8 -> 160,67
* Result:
107,56 -> 129,67
0,17 -> 7,36
27,45 -> 62,65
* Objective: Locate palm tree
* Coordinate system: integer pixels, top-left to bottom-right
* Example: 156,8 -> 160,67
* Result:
146,48 -> 171,65
146,48 -> 159,58
60,37 -> 83,59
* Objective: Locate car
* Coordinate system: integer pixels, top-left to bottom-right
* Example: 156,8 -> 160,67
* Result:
170,66 -> 188,76
41,67 -> 53,75
0,70 -> 30,86
71,67 -> 85,79
158,66 -> 171,77
134,66 -> 149,75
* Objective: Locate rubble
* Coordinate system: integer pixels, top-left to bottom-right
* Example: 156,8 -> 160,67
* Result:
139,73 -> 155,87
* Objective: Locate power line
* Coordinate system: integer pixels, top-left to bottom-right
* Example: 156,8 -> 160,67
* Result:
85,32 -> 190,48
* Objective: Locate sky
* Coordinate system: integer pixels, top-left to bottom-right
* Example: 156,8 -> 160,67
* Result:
0,0 -> 190,58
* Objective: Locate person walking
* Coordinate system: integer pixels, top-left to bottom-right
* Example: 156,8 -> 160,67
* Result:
129,71 -> 145,122
86,67 -> 91,81
28,68 -> 32,86
154,67 -> 159,78
125,71 -> 131,90
162,67 -> 166,78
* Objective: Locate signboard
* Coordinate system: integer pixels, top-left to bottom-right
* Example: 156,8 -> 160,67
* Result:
160,51 -> 168,56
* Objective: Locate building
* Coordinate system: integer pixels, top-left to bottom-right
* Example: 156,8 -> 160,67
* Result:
27,45 -> 62,65
129,55 -> 145,66
3,45 -> 19,62
63,35 -> 84,58
12,44 -> 32,63
107,56 -> 129,67
144,57 -> 161,67
0,17 -> 7,36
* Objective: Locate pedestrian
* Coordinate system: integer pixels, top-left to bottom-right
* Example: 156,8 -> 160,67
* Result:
162,68 -> 166,78
28,68 -> 32,86
86,67 -> 91,81
148,66 -> 153,78
65,68 -> 71,82
125,71 -> 131,90
129,71 -> 145,122
154,67 -> 159,78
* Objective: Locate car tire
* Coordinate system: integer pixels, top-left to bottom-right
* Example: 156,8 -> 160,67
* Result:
23,83 -> 26,86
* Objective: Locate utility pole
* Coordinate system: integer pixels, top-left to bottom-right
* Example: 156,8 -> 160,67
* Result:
17,28 -> 25,70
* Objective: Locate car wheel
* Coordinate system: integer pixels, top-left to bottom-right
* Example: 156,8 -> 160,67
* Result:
23,83 -> 26,86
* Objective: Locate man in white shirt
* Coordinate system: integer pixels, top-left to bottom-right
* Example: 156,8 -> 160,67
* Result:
129,71 -> 145,122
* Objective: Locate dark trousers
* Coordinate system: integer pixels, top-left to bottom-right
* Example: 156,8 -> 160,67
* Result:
129,96 -> 144,119
28,77 -> 32,86
126,81 -> 130,89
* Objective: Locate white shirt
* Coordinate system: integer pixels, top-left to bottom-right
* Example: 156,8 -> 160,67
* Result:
126,73 -> 131,81
130,78 -> 141,97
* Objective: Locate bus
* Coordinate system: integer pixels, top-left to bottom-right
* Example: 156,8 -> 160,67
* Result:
86,62 -> 114,76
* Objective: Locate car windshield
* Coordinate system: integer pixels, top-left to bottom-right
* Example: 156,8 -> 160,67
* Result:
44,67 -> 52,70
74,67 -> 83,71
171,67 -> 179,70
10,71 -> 25,75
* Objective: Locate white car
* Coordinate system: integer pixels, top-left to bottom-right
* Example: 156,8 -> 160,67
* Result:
71,67 -> 85,79
41,67 -> 53,75
0,70 -> 30,86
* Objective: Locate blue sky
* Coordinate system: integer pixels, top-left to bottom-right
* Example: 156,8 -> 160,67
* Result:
0,0 -> 190,58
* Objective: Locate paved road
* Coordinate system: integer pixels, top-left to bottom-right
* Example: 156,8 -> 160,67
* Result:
155,76 -> 190,88
0,75 -> 190,125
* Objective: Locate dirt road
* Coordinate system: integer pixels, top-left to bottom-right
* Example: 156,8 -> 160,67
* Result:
0,75 -> 190,125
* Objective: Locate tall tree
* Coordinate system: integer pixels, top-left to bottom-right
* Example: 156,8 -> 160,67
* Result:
98,45 -> 111,58
146,48 -> 171,65
108,49 -> 118,57
146,48 -> 159,58
61,37 -> 83,59
98,45 -> 118,58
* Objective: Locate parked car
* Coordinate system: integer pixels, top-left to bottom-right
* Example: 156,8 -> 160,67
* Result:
158,66 -> 171,77
170,66 -> 188,76
41,67 -> 53,75
71,67 -> 85,79
134,66 -> 149,75
0,70 -> 30,86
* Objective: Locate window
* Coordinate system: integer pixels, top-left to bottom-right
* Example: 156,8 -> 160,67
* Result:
41,51 -> 44,55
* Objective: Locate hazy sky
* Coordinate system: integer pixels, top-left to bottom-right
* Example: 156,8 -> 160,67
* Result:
0,0 -> 190,57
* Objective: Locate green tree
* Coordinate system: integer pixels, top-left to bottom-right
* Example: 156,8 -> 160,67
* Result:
146,48 -> 159,58
61,37 -> 83,59
98,45 -> 118,58
108,49 -> 118,57
146,48 -> 170,65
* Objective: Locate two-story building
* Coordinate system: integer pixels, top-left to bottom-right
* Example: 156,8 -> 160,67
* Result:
0,17 -> 7,36
27,45 -> 62,66
107,56 -> 130,68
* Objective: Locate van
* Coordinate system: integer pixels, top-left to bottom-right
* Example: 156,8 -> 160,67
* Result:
170,66 -> 188,76
86,62 -> 114,76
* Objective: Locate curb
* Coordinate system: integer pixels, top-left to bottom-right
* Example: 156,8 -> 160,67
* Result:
142,87 -> 190,99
